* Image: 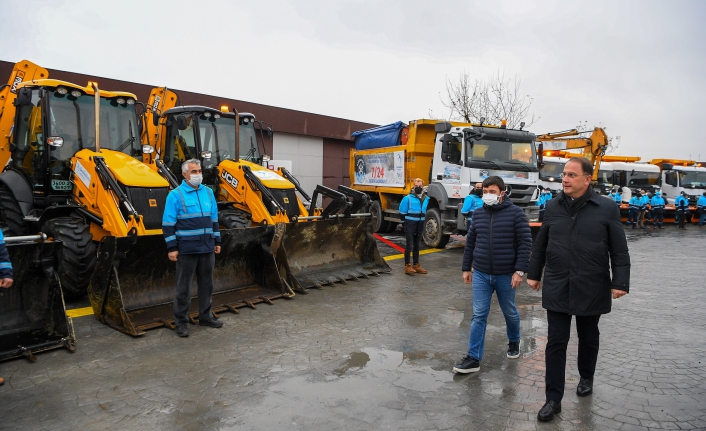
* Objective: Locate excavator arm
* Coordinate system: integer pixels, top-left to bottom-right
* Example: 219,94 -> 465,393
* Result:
536,127 -> 609,181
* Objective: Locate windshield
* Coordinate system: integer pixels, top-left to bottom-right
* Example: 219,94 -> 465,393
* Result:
680,170 -> 706,188
239,119 -> 260,161
627,171 -> 660,187
48,91 -> 139,159
466,139 -> 537,169
597,169 -> 613,185
198,115 -> 236,169
539,161 -> 563,180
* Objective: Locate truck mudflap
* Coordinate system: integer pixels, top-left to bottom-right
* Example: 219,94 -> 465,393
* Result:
88,227 -> 292,337
0,236 -> 76,362
276,215 -> 391,290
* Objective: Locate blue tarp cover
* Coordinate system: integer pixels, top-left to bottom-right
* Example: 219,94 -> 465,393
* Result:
351,121 -> 407,150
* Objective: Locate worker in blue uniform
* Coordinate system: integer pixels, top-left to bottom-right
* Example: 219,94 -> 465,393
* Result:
650,191 -> 666,229
697,192 -> 706,228
675,191 -> 690,230
399,178 -> 429,275
0,230 -> 14,386
627,193 -> 641,229
461,182 -> 483,230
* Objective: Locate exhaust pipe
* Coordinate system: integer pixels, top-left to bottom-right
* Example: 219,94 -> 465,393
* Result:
91,82 -> 101,152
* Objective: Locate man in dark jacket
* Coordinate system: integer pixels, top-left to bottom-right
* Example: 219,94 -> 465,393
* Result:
528,157 -> 630,422
453,176 -> 532,374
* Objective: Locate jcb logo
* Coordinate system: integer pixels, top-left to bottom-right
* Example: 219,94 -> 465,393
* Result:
148,199 -> 157,207
152,95 -> 161,112
221,171 -> 239,188
10,71 -> 25,94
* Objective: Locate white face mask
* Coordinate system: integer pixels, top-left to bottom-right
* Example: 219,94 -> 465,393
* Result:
482,193 -> 500,206
187,173 -> 203,187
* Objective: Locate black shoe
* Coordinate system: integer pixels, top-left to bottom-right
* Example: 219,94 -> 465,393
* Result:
577,378 -> 593,396
537,400 -> 561,422
507,341 -> 520,359
176,324 -> 189,337
452,356 -> 480,373
198,318 -> 223,328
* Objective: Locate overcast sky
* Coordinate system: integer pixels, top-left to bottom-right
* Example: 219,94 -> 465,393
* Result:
1,0 -> 704,161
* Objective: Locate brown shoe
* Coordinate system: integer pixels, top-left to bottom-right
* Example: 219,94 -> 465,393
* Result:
0,377 -> 4,386
405,263 -> 416,275
412,263 -> 428,274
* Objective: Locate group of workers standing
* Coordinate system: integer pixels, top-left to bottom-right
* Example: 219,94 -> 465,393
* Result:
621,188 -> 706,230
399,158 -> 631,423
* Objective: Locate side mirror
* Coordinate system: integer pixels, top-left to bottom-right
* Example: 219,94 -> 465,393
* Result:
267,127 -> 273,139
441,134 -> 453,160
176,115 -> 188,131
537,143 -> 544,166
15,88 -> 33,106
201,151 -> 212,159
435,122 -> 452,133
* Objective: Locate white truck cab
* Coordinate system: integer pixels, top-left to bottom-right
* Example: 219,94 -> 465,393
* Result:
659,164 -> 706,205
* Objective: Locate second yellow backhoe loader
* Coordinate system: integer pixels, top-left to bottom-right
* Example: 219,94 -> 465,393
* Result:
142,87 -> 390,292
535,127 -> 609,180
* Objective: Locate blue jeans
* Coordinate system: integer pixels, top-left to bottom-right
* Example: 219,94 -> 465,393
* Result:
699,211 -> 706,226
467,269 -> 521,361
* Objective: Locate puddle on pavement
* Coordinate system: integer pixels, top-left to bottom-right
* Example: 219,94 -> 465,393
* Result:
229,348 -> 449,429
405,308 -> 465,332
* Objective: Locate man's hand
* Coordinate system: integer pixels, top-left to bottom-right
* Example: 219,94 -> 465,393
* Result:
462,270 -> 473,284
527,279 -> 541,291
0,278 -> 13,288
511,273 -> 522,289
612,289 -> 627,299
214,245 -> 221,254
168,251 -> 179,262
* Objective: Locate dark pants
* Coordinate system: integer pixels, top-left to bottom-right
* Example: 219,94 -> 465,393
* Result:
653,208 -> 664,226
627,209 -> 638,227
678,211 -> 687,228
404,230 -> 421,265
539,209 -> 545,222
174,252 -> 215,325
545,310 -> 601,403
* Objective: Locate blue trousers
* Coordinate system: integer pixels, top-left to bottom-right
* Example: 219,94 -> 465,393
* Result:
467,270 -> 520,361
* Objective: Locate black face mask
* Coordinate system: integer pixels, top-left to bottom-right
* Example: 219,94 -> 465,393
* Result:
414,186 -> 423,194
473,188 -> 483,197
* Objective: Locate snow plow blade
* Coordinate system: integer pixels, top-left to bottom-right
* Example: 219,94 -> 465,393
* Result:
0,235 -> 76,362
278,215 -> 391,290
88,227 -> 292,336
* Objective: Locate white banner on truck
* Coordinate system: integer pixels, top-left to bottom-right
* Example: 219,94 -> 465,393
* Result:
354,151 -> 405,187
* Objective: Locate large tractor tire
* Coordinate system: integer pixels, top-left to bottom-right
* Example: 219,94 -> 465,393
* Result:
219,209 -> 250,229
0,183 -> 27,236
422,208 -> 450,249
43,217 -> 96,299
369,200 -> 391,233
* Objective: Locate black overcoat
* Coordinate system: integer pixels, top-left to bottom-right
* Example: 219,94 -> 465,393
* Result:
528,192 -> 630,316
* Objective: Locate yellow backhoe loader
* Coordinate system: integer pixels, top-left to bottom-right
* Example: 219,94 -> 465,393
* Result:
0,63 -> 287,337
142,87 -> 390,291
535,127 -> 609,180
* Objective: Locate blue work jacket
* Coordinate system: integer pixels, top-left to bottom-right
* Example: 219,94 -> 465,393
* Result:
609,192 -> 621,203
162,181 -> 221,254
399,193 -> 429,222
697,195 -> 706,209
628,196 -> 642,211
651,195 -> 665,209
675,195 -> 690,213
461,194 -> 483,221
0,230 -> 11,279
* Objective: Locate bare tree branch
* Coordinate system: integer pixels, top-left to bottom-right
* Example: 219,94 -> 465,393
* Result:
439,70 -> 536,129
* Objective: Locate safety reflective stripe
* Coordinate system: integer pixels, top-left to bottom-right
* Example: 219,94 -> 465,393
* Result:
176,228 -> 213,236
164,235 -> 176,242
0,263 -> 11,269
177,212 -> 211,219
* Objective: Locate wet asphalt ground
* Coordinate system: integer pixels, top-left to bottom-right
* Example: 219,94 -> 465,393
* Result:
0,225 -> 705,430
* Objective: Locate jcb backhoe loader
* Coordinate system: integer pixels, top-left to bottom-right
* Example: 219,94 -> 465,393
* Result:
143,87 -> 389,291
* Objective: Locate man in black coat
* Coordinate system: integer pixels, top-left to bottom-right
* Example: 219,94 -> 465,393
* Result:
527,157 -> 630,422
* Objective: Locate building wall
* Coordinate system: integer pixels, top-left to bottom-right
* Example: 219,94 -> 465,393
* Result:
273,133 -> 323,198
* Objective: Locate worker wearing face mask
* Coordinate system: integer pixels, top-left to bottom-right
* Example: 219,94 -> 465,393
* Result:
399,178 -> 430,275
162,159 -> 223,338
461,182 -> 483,231
650,191 -> 666,229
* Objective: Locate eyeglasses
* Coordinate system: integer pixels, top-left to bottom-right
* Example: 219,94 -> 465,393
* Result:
559,172 -> 590,179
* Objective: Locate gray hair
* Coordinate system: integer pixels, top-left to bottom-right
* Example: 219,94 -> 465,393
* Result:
182,159 -> 201,174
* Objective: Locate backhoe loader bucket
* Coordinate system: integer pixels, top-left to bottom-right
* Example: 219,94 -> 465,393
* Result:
88,227 -> 292,336
278,215 -> 391,290
0,236 -> 76,362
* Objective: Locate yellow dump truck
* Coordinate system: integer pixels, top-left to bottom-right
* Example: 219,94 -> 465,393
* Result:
349,120 -> 541,247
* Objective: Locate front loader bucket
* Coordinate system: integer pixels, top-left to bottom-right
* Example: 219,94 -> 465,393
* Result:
278,215 -> 391,290
88,227 -> 291,336
0,239 -> 76,362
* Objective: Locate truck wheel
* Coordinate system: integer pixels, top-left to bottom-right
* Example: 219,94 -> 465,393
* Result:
423,208 -> 450,248
369,200 -> 391,233
219,209 -> 250,229
43,217 -> 96,299
0,183 -> 27,236
384,222 -> 399,233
